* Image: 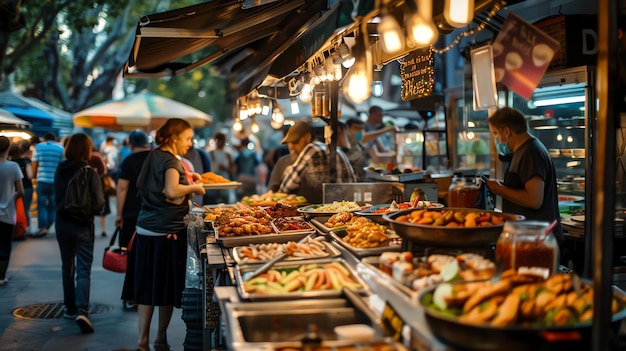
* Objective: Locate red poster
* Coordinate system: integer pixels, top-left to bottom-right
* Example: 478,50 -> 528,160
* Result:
492,12 -> 560,99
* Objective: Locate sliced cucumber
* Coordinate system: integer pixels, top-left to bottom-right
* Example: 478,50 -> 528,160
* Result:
440,260 -> 461,282
433,283 -> 454,310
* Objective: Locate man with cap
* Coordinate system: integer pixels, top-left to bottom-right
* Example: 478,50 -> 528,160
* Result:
115,130 -> 151,310
279,121 -> 356,203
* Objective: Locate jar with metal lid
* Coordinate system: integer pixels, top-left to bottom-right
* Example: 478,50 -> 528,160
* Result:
447,175 -> 480,208
495,221 -> 559,276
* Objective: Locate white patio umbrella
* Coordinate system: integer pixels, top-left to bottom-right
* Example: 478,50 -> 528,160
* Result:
0,108 -> 32,128
73,91 -> 213,131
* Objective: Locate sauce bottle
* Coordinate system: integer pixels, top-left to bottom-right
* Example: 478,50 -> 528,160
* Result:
495,221 -> 559,277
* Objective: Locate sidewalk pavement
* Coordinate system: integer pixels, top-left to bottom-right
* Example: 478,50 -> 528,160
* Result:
0,198 -> 187,351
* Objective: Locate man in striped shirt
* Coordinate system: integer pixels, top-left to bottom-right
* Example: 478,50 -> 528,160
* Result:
32,133 -> 64,237
279,121 -> 356,203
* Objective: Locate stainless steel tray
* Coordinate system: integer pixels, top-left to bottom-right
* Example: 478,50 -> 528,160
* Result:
235,257 -> 370,301
231,239 -> 341,264
360,257 -> 416,298
365,170 -> 425,182
216,227 -> 312,248
270,216 -> 316,234
329,231 -> 402,258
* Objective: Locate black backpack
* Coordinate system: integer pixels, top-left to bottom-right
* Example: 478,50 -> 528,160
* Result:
62,166 -> 94,223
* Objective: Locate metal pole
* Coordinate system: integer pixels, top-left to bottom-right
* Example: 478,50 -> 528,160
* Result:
329,80 -> 339,181
592,0 -> 618,349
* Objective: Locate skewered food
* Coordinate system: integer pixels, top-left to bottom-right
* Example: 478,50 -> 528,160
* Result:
235,236 -> 330,263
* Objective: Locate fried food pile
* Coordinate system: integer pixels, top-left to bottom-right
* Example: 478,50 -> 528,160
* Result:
430,270 -> 625,327
200,171 -> 231,184
214,206 -> 274,237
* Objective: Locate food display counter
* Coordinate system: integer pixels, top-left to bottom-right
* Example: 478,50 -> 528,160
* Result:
190,202 -> 626,351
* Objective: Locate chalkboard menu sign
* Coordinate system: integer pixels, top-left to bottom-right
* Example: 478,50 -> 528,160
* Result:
401,48 -> 435,101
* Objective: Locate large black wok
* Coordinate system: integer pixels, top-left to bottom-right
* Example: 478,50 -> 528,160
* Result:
418,281 -> 626,351
382,208 -> 524,247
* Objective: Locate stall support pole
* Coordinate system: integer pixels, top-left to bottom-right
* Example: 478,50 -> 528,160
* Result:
592,0 -> 619,349
329,80 -> 339,181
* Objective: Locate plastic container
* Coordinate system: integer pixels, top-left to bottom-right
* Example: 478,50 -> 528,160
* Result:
495,221 -> 559,276
334,324 -> 375,342
447,175 -> 480,208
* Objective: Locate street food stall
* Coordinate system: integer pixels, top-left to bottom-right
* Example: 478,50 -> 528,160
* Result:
124,0 -> 625,350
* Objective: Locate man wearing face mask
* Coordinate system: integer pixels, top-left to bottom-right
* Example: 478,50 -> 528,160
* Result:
486,107 -> 563,239
345,118 -> 369,181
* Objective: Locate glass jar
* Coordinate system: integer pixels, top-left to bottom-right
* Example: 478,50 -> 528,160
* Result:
447,175 -> 480,208
495,221 -> 559,276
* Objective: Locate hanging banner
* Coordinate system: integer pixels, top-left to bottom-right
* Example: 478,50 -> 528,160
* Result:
491,12 -> 560,100
400,48 -> 435,101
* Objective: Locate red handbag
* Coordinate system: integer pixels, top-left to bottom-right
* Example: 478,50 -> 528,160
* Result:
102,227 -> 135,273
12,197 -> 27,240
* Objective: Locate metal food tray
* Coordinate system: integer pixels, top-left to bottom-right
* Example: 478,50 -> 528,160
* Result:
360,257 -> 416,298
270,216 -> 316,234
215,227 -> 312,248
231,240 -> 341,264
365,170 -> 425,182
329,231 -> 401,258
201,181 -> 242,189
235,257 -> 370,301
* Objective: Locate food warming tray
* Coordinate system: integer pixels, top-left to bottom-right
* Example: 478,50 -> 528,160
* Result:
365,170 -> 425,182
234,257 -> 370,301
329,231 -> 402,258
215,227 -> 313,248
231,240 -> 341,264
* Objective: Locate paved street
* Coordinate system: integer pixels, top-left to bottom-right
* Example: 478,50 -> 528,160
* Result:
0,197 -> 187,351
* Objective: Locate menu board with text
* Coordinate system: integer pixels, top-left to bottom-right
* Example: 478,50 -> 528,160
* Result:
401,48 -> 435,101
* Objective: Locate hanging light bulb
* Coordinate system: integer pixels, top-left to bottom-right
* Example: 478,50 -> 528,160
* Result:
342,56 -> 355,68
290,97 -> 300,114
346,28 -> 372,104
233,118 -> 243,132
407,0 -> 439,48
271,119 -> 284,130
444,0 -> 475,28
299,81 -> 313,104
372,68 -> 384,97
377,11 -> 405,54
250,118 -> 260,134
261,99 -> 271,115
272,107 -> 285,124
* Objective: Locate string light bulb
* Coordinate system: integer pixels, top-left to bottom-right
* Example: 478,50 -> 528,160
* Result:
250,119 -> 260,134
377,10 -> 405,54
407,0 -> 439,48
346,28 -> 372,104
290,97 -> 300,114
233,118 -> 243,132
372,68 -> 384,97
444,0 -> 475,28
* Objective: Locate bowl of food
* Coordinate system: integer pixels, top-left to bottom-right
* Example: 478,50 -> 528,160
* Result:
419,272 -> 626,350
383,208 -> 523,247
356,202 -> 443,224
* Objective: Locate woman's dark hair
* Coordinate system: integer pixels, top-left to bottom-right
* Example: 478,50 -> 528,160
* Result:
64,132 -> 93,162
488,107 -> 528,134
155,118 -> 192,146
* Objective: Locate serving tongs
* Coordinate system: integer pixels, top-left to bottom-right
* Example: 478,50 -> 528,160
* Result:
244,234 -> 313,281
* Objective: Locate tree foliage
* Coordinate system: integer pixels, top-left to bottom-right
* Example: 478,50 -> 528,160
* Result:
0,0 -> 230,123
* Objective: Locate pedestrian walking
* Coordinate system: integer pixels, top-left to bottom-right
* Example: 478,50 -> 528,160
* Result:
32,132 -> 64,237
0,136 -> 25,285
54,133 -> 105,333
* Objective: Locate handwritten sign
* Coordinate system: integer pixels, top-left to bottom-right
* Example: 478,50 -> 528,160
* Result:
492,12 -> 560,99
401,48 -> 435,101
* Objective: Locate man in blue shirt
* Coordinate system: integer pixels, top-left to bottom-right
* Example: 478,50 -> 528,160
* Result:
32,133 -> 64,237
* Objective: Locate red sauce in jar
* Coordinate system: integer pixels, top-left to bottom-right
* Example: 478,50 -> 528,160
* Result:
495,240 -> 556,274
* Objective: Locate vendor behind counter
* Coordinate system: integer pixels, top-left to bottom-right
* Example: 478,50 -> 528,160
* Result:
278,121 -> 356,203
